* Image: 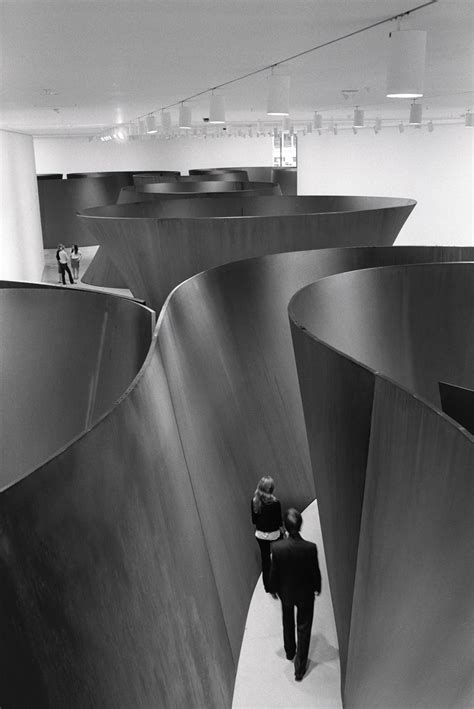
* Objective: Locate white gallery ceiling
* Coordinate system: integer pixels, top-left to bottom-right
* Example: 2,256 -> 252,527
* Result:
0,0 -> 473,137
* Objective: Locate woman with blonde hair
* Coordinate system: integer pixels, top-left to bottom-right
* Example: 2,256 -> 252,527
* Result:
251,476 -> 282,595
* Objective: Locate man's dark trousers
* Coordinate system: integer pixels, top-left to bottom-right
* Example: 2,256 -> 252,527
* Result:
282,597 -> 314,677
60,262 -> 74,284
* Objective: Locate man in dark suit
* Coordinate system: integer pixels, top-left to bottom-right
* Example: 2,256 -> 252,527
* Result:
269,508 -> 322,681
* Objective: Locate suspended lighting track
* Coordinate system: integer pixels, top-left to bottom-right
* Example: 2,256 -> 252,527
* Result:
134,0 -> 438,120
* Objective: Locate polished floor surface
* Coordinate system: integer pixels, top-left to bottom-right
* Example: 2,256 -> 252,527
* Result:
233,499 -> 342,708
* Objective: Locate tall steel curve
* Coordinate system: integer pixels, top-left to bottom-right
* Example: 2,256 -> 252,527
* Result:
1,186 -> 472,708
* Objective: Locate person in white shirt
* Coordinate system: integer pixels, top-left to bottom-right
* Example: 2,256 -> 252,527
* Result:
57,244 -> 74,285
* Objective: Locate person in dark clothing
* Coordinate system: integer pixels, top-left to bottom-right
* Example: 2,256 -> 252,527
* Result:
57,244 -> 74,285
269,508 -> 321,682
251,476 -> 282,595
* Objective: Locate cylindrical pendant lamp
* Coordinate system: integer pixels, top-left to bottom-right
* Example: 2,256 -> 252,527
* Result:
386,30 -> 427,98
306,123 -> 313,133
161,111 -> 172,131
353,107 -> 364,127
267,73 -> 290,115
179,104 -> 192,129
146,115 -> 157,133
409,101 -> 423,125
209,93 -> 226,123
313,112 -> 323,130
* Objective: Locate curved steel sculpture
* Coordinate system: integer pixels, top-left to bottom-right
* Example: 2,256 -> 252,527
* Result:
132,171 -> 181,186
83,184 -> 282,288
78,196 -> 416,312
289,263 -> 474,708
0,283 -> 154,486
1,246 -> 472,708
38,173 -> 135,247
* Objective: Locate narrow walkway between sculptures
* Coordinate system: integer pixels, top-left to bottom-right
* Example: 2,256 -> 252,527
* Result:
233,499 -> 342,708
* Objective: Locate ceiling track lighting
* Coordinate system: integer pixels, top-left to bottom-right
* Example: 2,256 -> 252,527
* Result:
374,117 -> 382,133
353,106 -> 364,127
427,120 -> 434,132
209,92 -> 226,124
313,112 -> 323,130
386,27 -> 427,98
399,122 -> 405,133
178,104 -> 192,129
267,70 -> 290,116
94,2 -> 439,143
409,100 -> 423,125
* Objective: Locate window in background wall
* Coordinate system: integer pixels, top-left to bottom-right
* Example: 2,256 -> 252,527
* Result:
273,132 -> 297,167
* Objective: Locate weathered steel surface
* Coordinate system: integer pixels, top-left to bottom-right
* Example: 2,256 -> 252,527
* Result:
38,174 -> 134,247
132,171 -> 180,186
138,180 -> 278,194
78,196 -> 416,311
271,167 -> 297,194
290,262 -> 474,707
2,249 -> 472,708
0,285 -> 154,487
439,381 -> 474,434
84,185 -> 282,286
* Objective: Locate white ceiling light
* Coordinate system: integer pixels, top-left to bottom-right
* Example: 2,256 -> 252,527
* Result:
386,29 -> 427,98
353,107 -> 364,127
146,115 -> 157,133
267,71 -> 290,116
209,92 -> 226,123
409,101 -> 423,124
114,125 -> 129,142
178,104 -> 192,129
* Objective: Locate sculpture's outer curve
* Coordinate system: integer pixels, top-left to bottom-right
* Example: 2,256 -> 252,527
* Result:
78,196 -> 416,312
38,174 -> 134,247
289,263 -> 474,708
1,247 -> 473,708
83,185 -> 282,287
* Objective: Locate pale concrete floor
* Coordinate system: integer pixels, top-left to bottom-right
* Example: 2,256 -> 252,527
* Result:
42,246 -> 133,298
233,499 -> 342,709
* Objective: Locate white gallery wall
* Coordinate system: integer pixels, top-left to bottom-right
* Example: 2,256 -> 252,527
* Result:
34,136 -> 273,176
0,129 -> 44,280
298,125 -> 473,246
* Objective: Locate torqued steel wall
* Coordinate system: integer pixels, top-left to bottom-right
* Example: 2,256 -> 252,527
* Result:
290,262 -> 473,708
1,246 -> 472,708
